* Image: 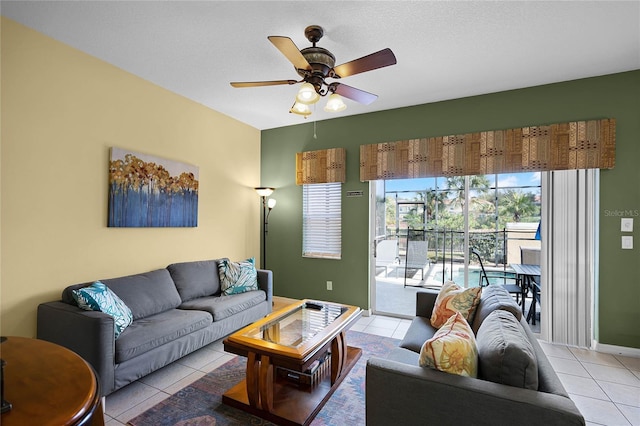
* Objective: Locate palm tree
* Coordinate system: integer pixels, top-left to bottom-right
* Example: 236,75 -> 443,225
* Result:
499,189 -> 537,222
445,175 -> 491,212
426,189 -> 446,221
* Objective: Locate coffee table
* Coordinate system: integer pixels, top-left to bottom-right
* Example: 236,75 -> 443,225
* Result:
223,299 -> 362,426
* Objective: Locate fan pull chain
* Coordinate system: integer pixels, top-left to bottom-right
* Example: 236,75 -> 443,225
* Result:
313,103 -> 317,139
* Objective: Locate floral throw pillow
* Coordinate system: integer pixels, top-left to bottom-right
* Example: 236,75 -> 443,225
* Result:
72,281 -> 133,339
430,280 -> 482,329
218,257 -> 259,296
419,311 -> 478,377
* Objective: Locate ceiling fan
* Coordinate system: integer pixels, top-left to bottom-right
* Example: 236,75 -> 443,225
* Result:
230,25 -> 397,116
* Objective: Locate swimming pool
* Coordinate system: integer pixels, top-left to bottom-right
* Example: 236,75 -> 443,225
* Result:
444,268 -> 516,287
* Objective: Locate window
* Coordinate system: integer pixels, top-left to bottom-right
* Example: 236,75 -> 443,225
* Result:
303,182 -> 341,259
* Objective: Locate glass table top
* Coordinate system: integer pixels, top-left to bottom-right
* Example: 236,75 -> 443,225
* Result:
241,301 -> 349,349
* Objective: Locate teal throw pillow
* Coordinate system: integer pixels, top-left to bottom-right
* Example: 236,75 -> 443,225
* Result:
218,257 -> 259,296
72,281 -> 133,339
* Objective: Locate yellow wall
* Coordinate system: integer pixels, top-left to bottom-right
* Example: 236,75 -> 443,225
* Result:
1,18 -> 262,337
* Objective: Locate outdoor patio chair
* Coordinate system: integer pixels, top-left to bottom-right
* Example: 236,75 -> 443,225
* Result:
375,239 -> 399,277
403,230 -> 430,287
471,248 -> 525,308
521,247 -> 541,265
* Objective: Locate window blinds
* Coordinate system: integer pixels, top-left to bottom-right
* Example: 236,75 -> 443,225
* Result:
302,182 -> 342,259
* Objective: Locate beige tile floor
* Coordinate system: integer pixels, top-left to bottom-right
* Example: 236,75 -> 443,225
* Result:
103,305 -> 639,426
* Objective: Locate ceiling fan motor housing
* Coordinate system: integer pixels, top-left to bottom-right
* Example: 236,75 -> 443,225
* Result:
299,47 -> 335,81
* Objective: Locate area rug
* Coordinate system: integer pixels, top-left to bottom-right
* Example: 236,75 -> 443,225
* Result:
128,330 -> 399,426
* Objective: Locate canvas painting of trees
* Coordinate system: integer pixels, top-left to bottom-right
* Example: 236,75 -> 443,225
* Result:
108,148 -> 199,227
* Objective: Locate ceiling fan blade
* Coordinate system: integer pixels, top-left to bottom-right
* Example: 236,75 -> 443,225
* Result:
333,83 -> 378,105
230,80 -> 298,88
332,48 -> 397,78
268,36 -> 312,71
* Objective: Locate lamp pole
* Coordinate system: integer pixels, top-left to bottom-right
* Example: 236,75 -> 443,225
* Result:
255,187 -> 275,270
261,195 -> 268,269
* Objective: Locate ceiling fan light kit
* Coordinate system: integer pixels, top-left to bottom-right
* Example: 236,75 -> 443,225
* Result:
324,93 -> 347,112
296,82 -> 320,104
289,102 -> 312,117
231,25 -> 396,118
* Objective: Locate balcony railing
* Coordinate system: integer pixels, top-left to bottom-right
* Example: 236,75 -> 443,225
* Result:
383,226 -> 539,284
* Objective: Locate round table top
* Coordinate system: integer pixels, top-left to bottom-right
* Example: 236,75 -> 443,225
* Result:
0,336 -> 101,426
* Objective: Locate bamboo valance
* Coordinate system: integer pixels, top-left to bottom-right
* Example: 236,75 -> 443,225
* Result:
360,119 -> 616,181
296,147 -> 346,185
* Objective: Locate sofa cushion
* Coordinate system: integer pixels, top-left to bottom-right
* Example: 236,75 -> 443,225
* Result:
102,269 -> 182,320
419,312 -> 478,377
471,285 -> 523,334
400,316 -> 438,353
72,281 -> 133,339
114,308 -> 213,363
167,260 -> 221,302
218,257 -> 259,296
476,309 -> 538,390
430,281 -> 482,329
179,290 -> 267,321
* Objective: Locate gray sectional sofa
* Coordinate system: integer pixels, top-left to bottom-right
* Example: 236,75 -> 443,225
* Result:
37,259 -> 272,396
366,285 -> 585,426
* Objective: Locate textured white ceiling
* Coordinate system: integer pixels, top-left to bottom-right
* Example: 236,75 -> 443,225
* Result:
2,1 -> 639,130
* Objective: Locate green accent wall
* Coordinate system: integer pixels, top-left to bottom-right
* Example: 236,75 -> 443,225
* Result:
261,70 -> 640,349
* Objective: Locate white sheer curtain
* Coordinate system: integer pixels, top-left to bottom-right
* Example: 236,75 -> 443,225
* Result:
540,169 -> 598,347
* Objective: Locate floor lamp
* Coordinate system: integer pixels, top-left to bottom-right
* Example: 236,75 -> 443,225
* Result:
255,187 -> 276,269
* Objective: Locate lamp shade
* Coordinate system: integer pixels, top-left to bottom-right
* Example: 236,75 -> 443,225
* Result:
324,93 -> 347,112
255,187 -> 274,197
267,198 -> 277,209
290,102 -> 312,116
296,83 -> 320,104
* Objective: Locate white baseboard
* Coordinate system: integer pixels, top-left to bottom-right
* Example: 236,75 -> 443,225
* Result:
361,308 -> 372,317
592,340 -> 640,358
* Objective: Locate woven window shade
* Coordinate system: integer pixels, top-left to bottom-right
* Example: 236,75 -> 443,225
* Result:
296,148 -> 346,185
359,119 -> 615,181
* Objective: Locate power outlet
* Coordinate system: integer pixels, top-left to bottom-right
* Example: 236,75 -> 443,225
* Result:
326,281 -> 333,291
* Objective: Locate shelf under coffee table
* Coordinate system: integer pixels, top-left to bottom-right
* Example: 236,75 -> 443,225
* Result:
223,299 -> 362,426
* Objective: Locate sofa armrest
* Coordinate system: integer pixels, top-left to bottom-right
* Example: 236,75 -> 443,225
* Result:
37,301 -> 116,396
415,289 -> 438,318
366,357 -> 584,426
257,269 -> 273,302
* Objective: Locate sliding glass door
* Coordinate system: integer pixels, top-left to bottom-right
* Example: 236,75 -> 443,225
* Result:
370,172 -> 541,320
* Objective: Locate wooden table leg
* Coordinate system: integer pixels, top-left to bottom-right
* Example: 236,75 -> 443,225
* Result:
331,331 -> 348,385
246,352 -> 260,408
258,355 -> 273,412
263,323 -> 280,342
